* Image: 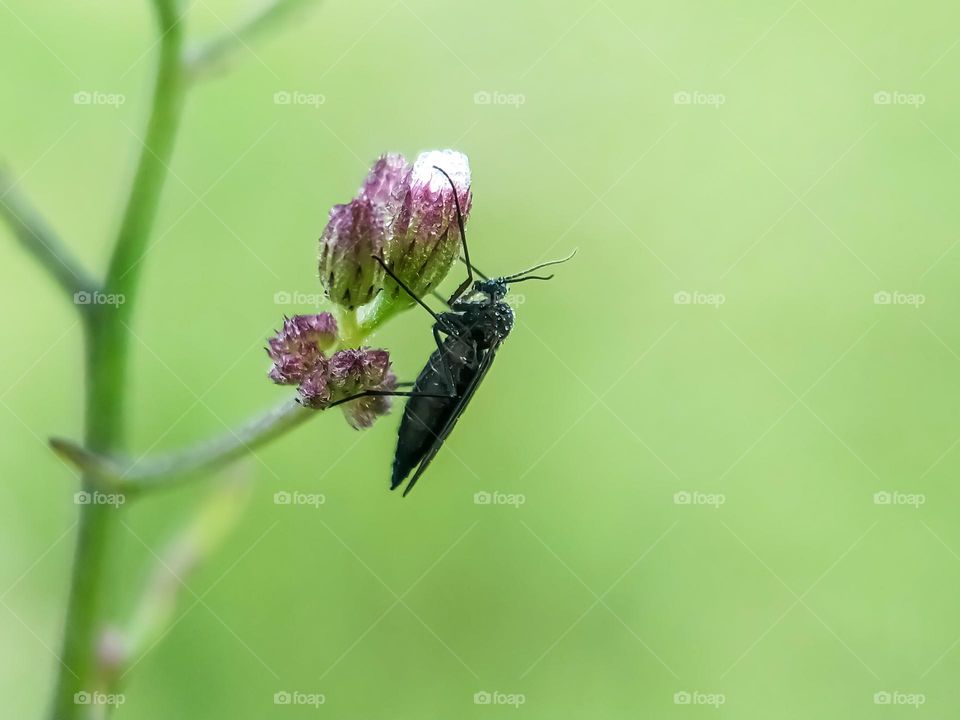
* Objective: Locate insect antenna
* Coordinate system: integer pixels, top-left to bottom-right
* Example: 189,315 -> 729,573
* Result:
502,248 -> 578,283
509,274 -> 555,283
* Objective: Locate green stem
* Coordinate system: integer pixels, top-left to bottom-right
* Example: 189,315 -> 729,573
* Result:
337,307 -> 364,346
51,399 -> 312,492
48,304 -> 397,494
0,167 -> 98,304
104,3 -> 187,309
49,2 -> 186,718
0,0 -> 336,712
186,0 -> 322,78
357,290 -> 411,336
123,475 -> 252,664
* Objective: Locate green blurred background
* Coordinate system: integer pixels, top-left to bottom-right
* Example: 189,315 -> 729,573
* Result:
4,0 -> 960,716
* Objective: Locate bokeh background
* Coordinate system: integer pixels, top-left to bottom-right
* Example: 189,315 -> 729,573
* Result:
4,0 -> 960,717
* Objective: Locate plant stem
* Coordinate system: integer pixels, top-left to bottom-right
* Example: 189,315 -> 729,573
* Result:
0,2 -> 334,714
338,307 -> 364,346
122,475 -> 252,664
358,290 -> 412,336
51,398 -> 312,491
48,305 -> 402,494
0,167 -> 98,303
185,0 -> 321,77
49,2 -> 186,717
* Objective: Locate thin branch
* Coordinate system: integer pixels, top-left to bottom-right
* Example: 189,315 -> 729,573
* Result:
51,398 -> 314,492
186,0 -> 322,77
49,4 -> 187,718
98,471 -> 253,691
103,0 -> 187,307
0,167 -> 98,302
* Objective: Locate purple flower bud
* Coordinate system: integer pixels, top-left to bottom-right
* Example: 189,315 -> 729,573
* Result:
340,368 -> 397,429
319,198 -> 387,310
270,313 -> 338,355
384,149 -> 472,300
359,153 -> 409,206
297,361 -> 332,409
328,348 -> 396,429
266,313 -> 338,385
268,353 -> 318,385
329,348 -> 391,393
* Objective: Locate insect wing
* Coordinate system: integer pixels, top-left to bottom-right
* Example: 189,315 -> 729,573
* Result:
391,342 -> 470,489
399,343 -> 499,496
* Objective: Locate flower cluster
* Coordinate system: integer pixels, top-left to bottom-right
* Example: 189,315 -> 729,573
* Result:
319,149 -> 472,318
328,348 -> 397,429
268,149 -> 471,430
266,314 -> 337,385
265,313 -> 396,429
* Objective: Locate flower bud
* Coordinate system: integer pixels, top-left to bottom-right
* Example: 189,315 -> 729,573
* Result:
297,360 -> 332,409
339,371 -> 396,429
319,198 -> 387,310
359,153 -> 409,206
328,348 -> 396,429
383,149 -> 472,301
266,313 -> 338,385
329,348 -> 391,393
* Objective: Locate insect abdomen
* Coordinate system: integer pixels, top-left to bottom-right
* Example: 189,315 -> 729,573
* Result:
390,340 -> 475,489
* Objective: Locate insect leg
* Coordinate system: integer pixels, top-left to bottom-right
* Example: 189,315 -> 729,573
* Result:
432,166 -> 476,303
457,254 -> 489,280
429,324 -> 459,393
430,289 -> 451,307
329,324 -> 462,409
326,388 -> 455,409
431,259 -> 490,306
372,255 -> 456,332
371,326 -> 459,394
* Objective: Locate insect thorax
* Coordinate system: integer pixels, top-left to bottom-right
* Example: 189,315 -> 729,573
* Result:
448,298 -> 513,347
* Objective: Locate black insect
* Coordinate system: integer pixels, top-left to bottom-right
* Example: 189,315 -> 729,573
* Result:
331,167 -> 574,496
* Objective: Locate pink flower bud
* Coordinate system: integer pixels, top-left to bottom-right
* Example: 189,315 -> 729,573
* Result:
319,199 -> 387,310
266,313 -> 338,385
328,348 -> 396,428
384,149 -> 472,300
